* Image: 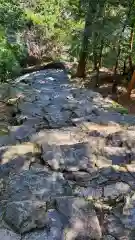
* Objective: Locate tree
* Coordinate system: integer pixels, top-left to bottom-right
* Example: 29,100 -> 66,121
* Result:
112,0 -> 135,94
76,0 -> 99,77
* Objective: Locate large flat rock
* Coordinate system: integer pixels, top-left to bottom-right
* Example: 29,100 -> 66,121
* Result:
0,229 -> 20,240
1,170 -> 72,202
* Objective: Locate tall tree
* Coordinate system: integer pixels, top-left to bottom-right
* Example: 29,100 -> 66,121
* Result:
76,0 -> 98,77
112,0 -> 135,94
128,23 -> 134,73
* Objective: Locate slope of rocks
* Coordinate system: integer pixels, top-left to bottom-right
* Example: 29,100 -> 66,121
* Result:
0,69 -> 135,239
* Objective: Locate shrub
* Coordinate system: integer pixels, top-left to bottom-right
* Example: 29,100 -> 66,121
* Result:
0,30 -> 24,81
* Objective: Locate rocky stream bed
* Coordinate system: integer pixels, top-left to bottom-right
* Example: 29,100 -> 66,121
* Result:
0,69 -> 135,239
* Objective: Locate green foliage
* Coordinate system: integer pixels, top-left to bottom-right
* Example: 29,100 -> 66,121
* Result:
0,0 -> 135,82
0,43 -> 21,81
76,0 -> 135,77
0,29 -> 24,81
24,9 -> 45,26
110,101 -> 128,114
0,0 -> 24,30
10,43 -> 28,66
0,0 -> 30,81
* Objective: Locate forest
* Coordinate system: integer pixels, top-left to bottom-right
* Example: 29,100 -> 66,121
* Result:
1,2 -> 135,238
1,0 -> 135,98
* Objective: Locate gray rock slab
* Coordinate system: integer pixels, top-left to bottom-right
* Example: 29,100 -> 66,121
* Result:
121,114 -> 135,125
121,193 -> 135,231
105,130 -> 135,149
71,88 -> 101,100
43,105 -> 72,128
1,170 -> 72,202
4,201 -> 48,233
102,146 -> 132,165
0,133 -> 17,147
0,229 -> 20,240
63,171 -> 96,187
56,197 -> 102,240
23,228 -> 63,240
18,102 -> 43,117
73,101 -> 95,118
42,142 -> 94,171
22,230 -> 48,240
11,124 -> 36,142
0,156 -> 30,177
101,166 -> 135,189
103,182 -> 130,200
103,235 -> 118,240
105,214 -> 130,239
31,127 -> 86,146
0,143 -> 38,177
22,209 -> 65,240
76,186 -> 103,199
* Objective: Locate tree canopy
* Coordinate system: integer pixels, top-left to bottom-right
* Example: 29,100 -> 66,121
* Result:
0,0 -> 135,91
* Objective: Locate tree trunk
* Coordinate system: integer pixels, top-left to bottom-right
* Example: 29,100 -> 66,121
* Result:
76,34 -> 89,77
127,71 -> 135,98
122,24 -> 134,77
95,62 -> 100,87
112,46 -> 120,94
93,52 -> 97,71
93,32 -> 98,70
99,39 -> 104,68
112,0 -> 135,94
122,60 -> 127,75
76,1 -> 98,78
128,23 -> 134,73
93,2 -> 105,86
93,51 -> 98,70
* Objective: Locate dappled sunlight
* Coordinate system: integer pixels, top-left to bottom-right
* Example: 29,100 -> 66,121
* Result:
1,142 -> 37,164
86,81 -> 135,115
31,128 -> 81,146
1,0 -> 135,237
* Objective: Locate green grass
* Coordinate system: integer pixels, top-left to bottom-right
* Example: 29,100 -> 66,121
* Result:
109,101 -> 128,114
0,126 -> 9,136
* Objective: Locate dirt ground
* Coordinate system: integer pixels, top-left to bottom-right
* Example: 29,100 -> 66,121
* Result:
73,68 -> 135,115
72,78 -> 135,114
94,83 -> 135,114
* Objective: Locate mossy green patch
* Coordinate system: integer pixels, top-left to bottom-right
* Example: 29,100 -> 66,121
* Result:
0,126 -> 9,136
109,101 -> 128,114
7,97 -> 20,106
